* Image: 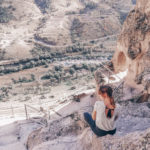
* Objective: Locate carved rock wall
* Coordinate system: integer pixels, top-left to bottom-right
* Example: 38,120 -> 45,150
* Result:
112,0 -> 150,90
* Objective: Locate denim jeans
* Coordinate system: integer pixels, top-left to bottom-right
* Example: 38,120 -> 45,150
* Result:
84,112 -> 116,137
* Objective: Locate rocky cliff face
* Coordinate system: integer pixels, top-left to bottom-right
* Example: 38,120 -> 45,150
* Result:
26,91 -> 150,150
112,0 -> 150,94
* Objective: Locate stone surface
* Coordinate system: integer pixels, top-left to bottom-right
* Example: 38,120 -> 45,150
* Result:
26,93 -> 150,150
112,0 -> 150,90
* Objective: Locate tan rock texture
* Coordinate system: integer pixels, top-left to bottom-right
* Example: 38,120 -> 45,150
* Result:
27,93 -> 150,150
80,128 -> 150,150
112,0 -> 150,90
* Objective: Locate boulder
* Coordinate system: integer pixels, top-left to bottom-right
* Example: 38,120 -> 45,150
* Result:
112,0 -> 150,84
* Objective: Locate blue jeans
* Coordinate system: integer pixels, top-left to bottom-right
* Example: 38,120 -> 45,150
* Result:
84,112 -> 116,137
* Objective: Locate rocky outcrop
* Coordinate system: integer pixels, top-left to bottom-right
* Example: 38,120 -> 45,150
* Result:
26,92 -> 150,150
80,127 -> 150,150
26,91 -> 96,150
112,0 -> 150,95
30,128 -> 150,150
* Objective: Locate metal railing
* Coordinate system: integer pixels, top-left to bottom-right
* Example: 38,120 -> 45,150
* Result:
24,104 -> 49,127
95,62 -> 145,103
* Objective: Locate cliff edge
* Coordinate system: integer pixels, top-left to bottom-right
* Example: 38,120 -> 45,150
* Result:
112,0 -> 150,95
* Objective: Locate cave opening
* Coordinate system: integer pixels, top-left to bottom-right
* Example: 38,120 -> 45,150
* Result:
117,51 -> 126,68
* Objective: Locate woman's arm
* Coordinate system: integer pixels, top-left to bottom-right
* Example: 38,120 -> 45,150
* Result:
92,110 -> 96,120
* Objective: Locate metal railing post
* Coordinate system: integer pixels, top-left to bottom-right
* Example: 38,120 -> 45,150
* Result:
11,104 -> 14,118
24,104 -> 28,120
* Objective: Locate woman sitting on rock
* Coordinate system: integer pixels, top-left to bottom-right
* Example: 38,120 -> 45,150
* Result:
84,85 -> 118,137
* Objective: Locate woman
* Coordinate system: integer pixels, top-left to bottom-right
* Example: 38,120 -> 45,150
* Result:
84,85 -> 118,137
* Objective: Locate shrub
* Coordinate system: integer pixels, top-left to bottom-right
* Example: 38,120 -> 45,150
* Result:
85,2 -> 98,10
44,63 -> 49,68
41,73 -> 51,80
69,68 -> 75,75
12,74 -> 35,84
54,74 -> 59,80
72,64 -> 78,70
100,44 -> 103,48
82,64 -> 89,70
80,2 -> 98,14
30,43 -> 51,57
0,6 -> 14,23
54,66 -> 62,71
66,11 -> 76,15
31,74 -> 35,81
34,0 -> 51,13
90,66 -> 95,72
0,50 -> 6,60
82,49 -> 91,55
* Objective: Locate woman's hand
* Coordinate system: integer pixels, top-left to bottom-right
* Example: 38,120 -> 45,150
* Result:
92,111 -> 96,120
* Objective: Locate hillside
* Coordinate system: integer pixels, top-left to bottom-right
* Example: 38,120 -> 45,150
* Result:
0,0 -> 135,103
0,0 -> 135,60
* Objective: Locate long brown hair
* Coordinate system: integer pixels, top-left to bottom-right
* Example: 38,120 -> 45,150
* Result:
99,85 -> 115,118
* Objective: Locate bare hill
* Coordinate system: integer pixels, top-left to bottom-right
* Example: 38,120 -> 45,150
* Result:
0,0 -> 135,60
